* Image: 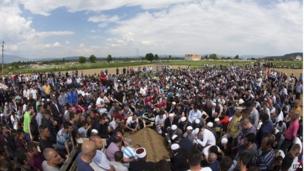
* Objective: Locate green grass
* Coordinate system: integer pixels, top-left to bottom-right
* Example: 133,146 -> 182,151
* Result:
5,61 -> 152,74
162,60 -> 302,69
4,59 -> 302,74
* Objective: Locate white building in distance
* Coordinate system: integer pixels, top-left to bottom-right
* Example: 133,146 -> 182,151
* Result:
185,54 -> 201,61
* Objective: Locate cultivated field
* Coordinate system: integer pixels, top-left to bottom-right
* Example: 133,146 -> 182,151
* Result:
4,60 -> 303,77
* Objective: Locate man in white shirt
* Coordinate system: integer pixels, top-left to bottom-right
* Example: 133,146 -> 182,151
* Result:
196,127 -> 216,147
155,110 -> 167,134
188,106 -> 202,124
96,92 -> 109,114
90,136 -> 112,171
110,151 -> 128,171
42,148 -> 64,171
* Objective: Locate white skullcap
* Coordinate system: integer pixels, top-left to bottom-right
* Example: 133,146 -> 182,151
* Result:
135,147 -> 147,158
171,143 -> 180,151
215,118 -> 220,122
235,106 -> 245,111
172,101 -> 176,105
186,126 -> 193,130
207,122 -> 213,128
221,137 -> 228,144
192,128 -> 200,135
91,129 -> 99,134
180,116 -> 187,122
171,125 -> 177,131
169,113 -> 175,117
239,98 -> 245,105
276,150 -> 285,158
172,134 -> 178,141
274,128 -> 279,134
195,119 -> 200,124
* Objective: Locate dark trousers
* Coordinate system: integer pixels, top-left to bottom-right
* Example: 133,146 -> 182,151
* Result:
281,138 -> 293,154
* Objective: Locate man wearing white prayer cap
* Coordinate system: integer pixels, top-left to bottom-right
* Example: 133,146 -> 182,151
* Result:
207,122 -> 214,128
180,116 -> 187,122
221,137 -> 228,145
129,147 -> 156,171
164,113 -> 178,133
171,143 -> 189,171
171,124 -> 177,131
135,147 -> 147,159
172,134 -> 178,141
91,129 -> 99,135
238,98 -> 245,105
183,126 -> 195,141
188,105 -> 203,124
171,143 -> 180,151
187,126 -> 193,131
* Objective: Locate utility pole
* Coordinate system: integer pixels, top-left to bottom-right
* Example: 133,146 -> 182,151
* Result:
1,41 -> 4,75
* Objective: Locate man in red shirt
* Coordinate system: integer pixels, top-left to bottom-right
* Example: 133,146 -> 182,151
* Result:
282,110 -> 300,154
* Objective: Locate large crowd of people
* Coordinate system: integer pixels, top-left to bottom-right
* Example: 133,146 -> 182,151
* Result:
0,65 -> 302,171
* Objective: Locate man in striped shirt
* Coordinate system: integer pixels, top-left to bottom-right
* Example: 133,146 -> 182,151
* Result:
256,134 -> 275,171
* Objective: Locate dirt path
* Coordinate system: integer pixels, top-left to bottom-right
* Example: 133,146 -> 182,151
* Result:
273,68 -> 302,78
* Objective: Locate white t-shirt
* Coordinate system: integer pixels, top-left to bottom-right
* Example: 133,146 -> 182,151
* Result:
90,150 -> 111,171
126,116 -> 138,127
188,167 -> 212,171
42,161 -> 60,171
96,97 -> 105,106
188,109 -> 202,123
155,114 -> 166,126
196,129 -> 216,147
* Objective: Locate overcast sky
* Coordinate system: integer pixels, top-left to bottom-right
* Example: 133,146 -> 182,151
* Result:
0,0 -> 302,58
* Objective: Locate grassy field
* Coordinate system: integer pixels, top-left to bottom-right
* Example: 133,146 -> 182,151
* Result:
161,60 -> 302,68
4,59 -> 302,75
5,60 -> 152,74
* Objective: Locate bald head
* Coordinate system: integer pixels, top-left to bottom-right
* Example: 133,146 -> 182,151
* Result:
43,148 -> 63,166
43,148 -> 55,161
81,140 -> 97,162
82,140 -> 96,154
90,135 -> 105,149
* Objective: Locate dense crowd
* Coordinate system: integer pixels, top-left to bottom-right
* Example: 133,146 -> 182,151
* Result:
0,65 -> 302,171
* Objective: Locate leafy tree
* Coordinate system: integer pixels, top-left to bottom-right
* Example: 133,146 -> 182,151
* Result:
234,55 -> 239,59
107,54 -> 112,63
154,54 -> 159,60
209,53 -> 218,59
89,54 -> 97,63
168,55 -> 172,60
145,53 -> 154,62
79,56 -> 86,63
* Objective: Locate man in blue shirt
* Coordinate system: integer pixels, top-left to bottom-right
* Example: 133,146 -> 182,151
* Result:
256,113 -> 273,147
66,88 -> 78,105
76,140 -> 97,171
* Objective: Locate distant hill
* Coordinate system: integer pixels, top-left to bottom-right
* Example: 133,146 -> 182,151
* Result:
3,54 -> 29,64
262,52 -> 303,60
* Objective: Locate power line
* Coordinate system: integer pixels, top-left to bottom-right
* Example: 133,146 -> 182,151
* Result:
1,41 -> 4,75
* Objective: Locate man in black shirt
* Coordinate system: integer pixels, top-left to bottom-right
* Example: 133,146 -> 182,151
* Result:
129,147 -> 156,171
39,126 -> 54,153
281,144 -> 301,171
